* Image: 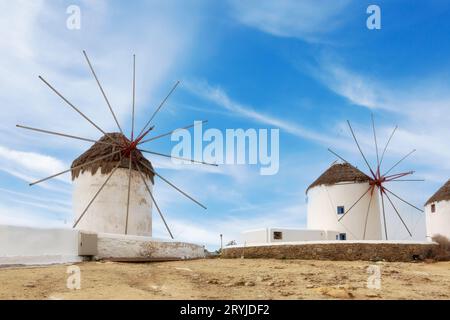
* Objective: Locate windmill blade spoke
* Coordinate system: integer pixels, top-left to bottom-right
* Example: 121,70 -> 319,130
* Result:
83,50 -> 123,134
131,54 -> 136,141
382,189 -> 413,237
347,120 -> 376,178
30,149 -> 122,186
73,161 -> 121,228
338,185 -> 373,222
139,120 -> 208,145
371,114 -> 380,175
383,187 -> 424,213
327,148 -> 350,164
38,76 -> 121,147
380,189 -> 388,240
139,149 -> 218,167
124,156 -> 133,234
139,161 -> 207,209
363,189 -> 375,240
379,125 -> 397,168
16,124 -> 107,145
135,160 -> 174,239
384,171 -> 414,181
137,81 -> 180,139
382,149 -> 416,177
386,179 -> 425,182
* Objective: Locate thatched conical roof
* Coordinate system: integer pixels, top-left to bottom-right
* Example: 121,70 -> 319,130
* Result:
71,132 -> 154,183
307,162 -> 371,193
425,179 -> 450,205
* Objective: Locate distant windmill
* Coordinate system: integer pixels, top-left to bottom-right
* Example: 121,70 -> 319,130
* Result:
328,115 -> 424,240
17,51 -> 217,239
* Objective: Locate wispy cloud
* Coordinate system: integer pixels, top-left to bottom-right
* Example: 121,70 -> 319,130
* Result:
227,0 -> 352,43
184,80 -> 337,145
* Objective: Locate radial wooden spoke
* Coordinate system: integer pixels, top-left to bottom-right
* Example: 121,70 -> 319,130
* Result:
363,188 -> 375,240
83,50 -> 123,134
139,149 -> 218,166
327,148 -> 350,164
39,75 -> 121,147
383,187 -> 424,213
347,120 -> 376,178
16,124 -> 116,146
30,149 -> 122,186
380,188 -> 388,240
382,189 -> 412,237
137,81 -> 180,139
139,161 -> 207,209
338,185 -> 372,222
379,125 -> 397,168
73,161 -> 121,228
131,54 -> 136,141
384,171 -> 414,181
382,149 -> 416,177
371,114 -> 380,176
138,120 -> 208,145
125,155 -> 133,234
386,179 -> 425,182
135,160 -> 174,239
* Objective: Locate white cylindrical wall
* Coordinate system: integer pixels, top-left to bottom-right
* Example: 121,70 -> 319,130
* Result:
425,201 -> 450,240
307,182 -> 382,240
73,168 -> 153,236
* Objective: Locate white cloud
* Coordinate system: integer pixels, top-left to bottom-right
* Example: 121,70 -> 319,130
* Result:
184,80 -> 337,145
228,0 -> 352,42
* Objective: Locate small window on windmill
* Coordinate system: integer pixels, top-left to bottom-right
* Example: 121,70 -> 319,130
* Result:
337,206 -> 345,215
273,231 -> 283,240
431,204 -> 436,213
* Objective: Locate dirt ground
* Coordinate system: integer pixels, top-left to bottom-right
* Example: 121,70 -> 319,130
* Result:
0,258 -> 449,300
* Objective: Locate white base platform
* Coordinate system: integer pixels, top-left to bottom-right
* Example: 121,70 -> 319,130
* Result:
0,225 -> 205,266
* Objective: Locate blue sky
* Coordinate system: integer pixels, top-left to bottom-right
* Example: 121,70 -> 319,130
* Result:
1,0 -> 450,249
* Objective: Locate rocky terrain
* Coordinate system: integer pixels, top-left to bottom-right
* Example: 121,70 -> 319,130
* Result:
0,259 -> 449,299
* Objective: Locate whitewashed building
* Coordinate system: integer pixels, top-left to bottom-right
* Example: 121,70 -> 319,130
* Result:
425,179 -> 450,240
240,162 -> 384,244
72,133 -> 154,236
306,163 -> 382,240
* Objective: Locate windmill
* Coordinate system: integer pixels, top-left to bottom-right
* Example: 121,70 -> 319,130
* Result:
327,115 -> 424,240
16,51 -> 217,239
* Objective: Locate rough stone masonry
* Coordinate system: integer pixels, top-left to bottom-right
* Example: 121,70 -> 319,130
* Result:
222,242 -> 437,262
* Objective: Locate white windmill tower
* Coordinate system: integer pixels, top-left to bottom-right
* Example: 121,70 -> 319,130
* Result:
17,51 -> 216,239
307,115 -> 424,240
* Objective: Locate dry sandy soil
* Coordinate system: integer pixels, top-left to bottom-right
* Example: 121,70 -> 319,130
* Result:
0,258 -> 449,300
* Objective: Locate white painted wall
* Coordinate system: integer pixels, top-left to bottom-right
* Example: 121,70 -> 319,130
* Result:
73,168 -> 153,236
241,228 -> 340,245
95,233 -> 205,260
307,182 -> 383,240
425,200 -> 450,240
0,225 -> 82,265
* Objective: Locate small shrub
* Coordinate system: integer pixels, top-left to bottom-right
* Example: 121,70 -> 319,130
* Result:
429,235 -> 450,261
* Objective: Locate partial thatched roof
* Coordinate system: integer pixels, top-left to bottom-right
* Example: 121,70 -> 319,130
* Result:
306,162 -> 371,193
425,179 -> 450,205
71,132 -> 154,183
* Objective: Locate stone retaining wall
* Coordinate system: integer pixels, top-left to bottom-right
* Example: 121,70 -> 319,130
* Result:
222,242 -> 437,262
